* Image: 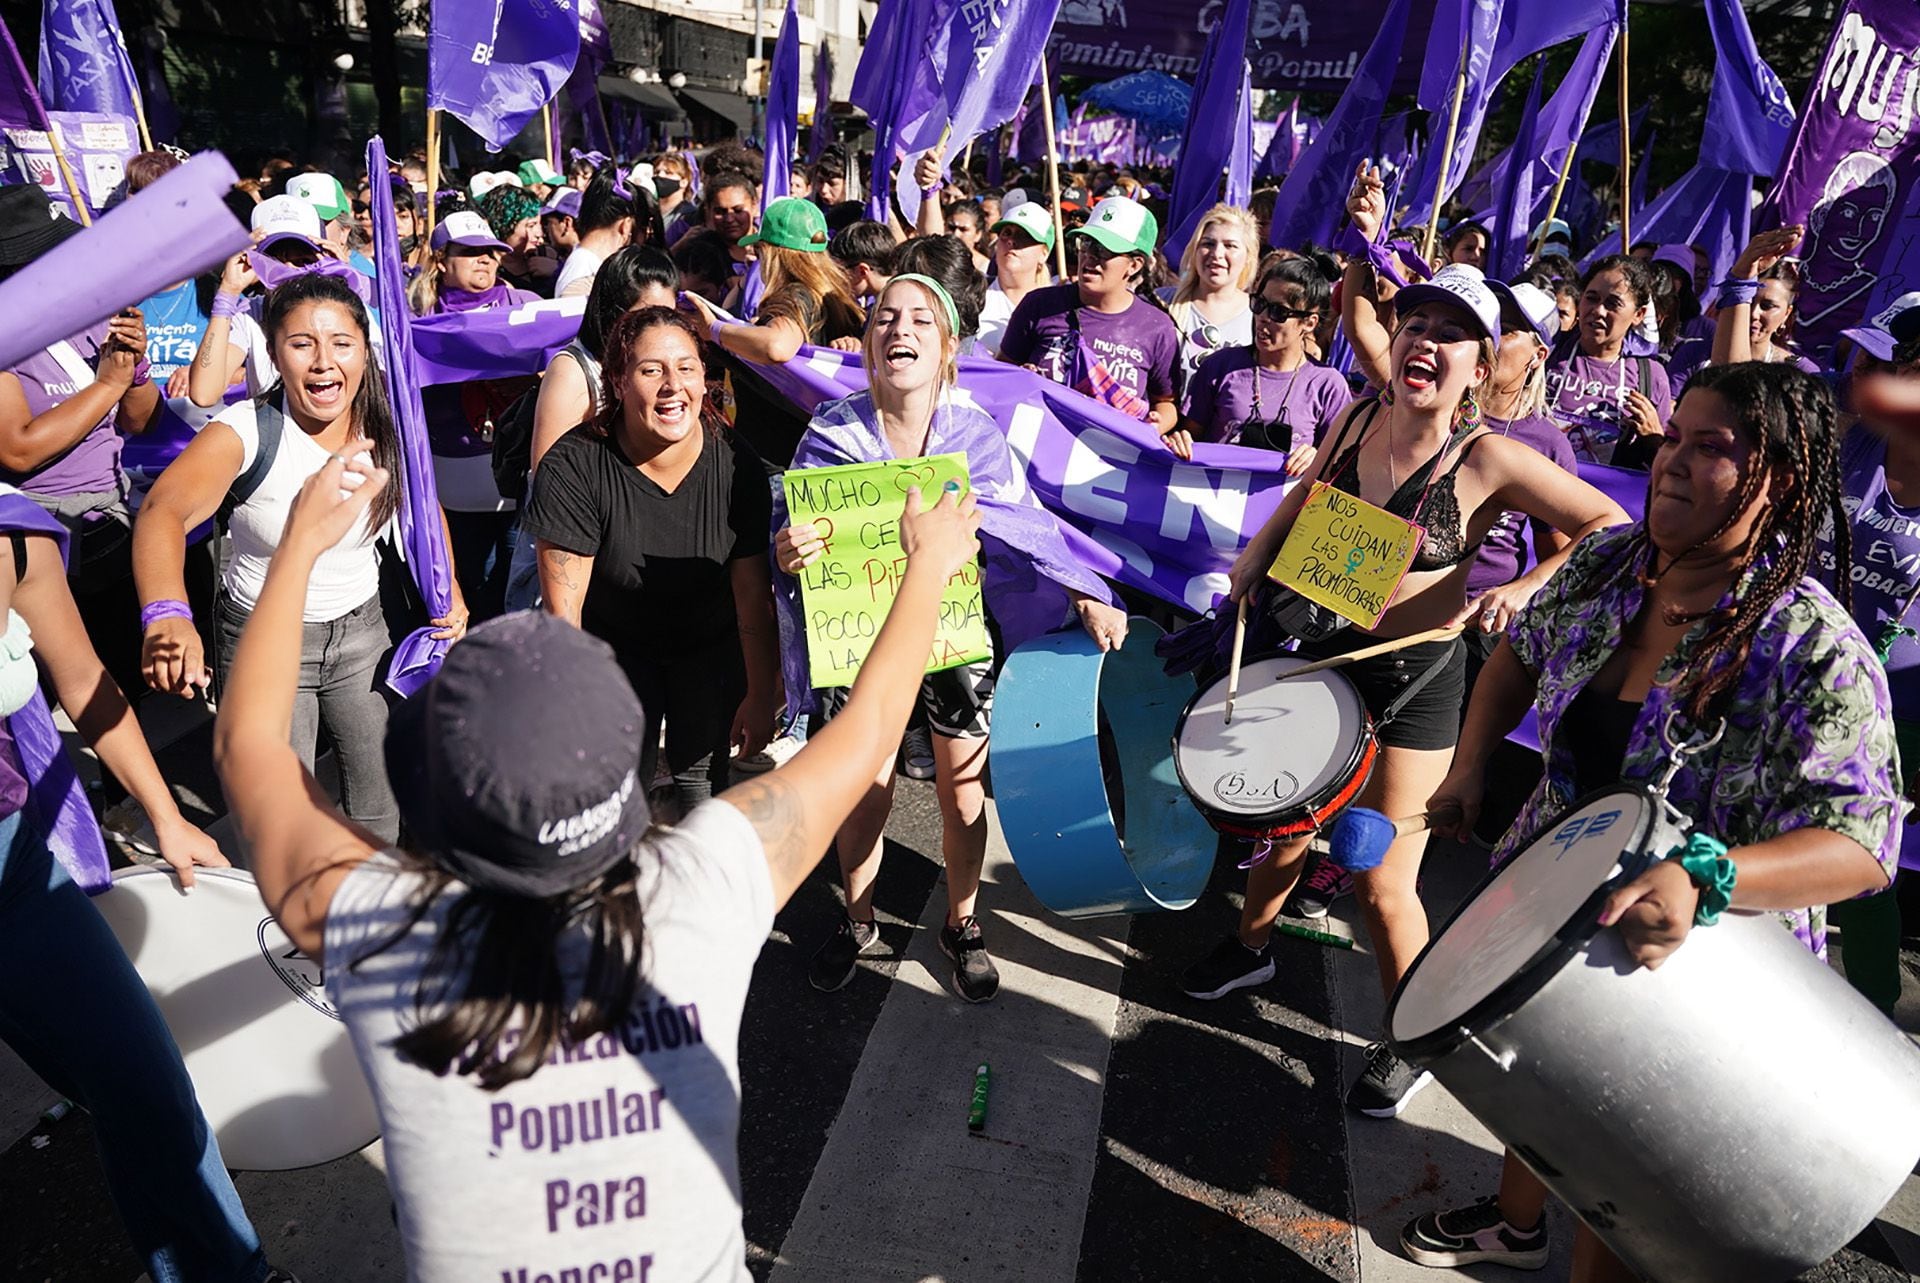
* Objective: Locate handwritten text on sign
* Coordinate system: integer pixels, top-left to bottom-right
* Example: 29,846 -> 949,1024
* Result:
1266,482 -> 1425,629
784,453 -> 992,688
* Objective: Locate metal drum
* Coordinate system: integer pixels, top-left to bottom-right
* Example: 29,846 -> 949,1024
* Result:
1387,787 -> 1920,1280
992,619 -> 1216,918
95,866 -> 381,1171
1173,655 -> 1377,841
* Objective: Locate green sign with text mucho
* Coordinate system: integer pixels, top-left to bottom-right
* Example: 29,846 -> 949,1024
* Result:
783,452 -> 991,689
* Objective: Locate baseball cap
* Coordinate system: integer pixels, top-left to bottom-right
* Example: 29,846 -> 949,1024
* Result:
1533,217 -> 1573,251
1842,291 -> 1920,361
251,194 -> 325,251
284,172 -> 350,222
469,171 -> 522,202
1392,263 -> 1502,352
1488,279 -> 1559,347
740,196 -> 827,252
543,188 -> 582,220
384,612 -> 652,899
430,210 -> 510,254
1071,196 -> 1157,257
991,201 -> 1056,250
517,159 -> 564,187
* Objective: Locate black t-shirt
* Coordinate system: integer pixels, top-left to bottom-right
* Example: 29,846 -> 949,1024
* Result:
520,425 -> 772,663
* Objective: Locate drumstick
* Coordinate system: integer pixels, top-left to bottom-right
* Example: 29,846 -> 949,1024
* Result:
1279,625 -> 1464,681
1224,597 -> 1249,725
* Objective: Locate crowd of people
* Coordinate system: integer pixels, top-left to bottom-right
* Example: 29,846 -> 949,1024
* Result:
0,111 -> 1912,1283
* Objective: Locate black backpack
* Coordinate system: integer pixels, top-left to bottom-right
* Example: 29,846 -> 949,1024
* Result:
220,398 -> 288,520
488,383 -> 541,505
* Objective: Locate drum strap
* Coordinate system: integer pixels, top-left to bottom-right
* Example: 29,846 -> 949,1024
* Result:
1374,642 -> 1456,730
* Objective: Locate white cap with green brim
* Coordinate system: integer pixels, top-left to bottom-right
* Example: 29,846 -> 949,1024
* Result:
990,201 -> 1055,250
1071,196 -> 1158,256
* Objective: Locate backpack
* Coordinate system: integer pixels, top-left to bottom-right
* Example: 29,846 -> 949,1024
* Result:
220,399 -> 287,522
488,384 -> 541,505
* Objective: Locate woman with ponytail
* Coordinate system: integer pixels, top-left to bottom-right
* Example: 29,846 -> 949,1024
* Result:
1405,362 -> 1899,1276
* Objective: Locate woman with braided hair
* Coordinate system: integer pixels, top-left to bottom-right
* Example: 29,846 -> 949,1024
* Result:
1402,361 -> 1901,1276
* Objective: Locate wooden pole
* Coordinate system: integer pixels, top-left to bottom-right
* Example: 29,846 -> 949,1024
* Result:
960,138 -> 974,178
1537,140 -> 1579,253
46,124 -> 92,228
1038,58 -> 1068,280
1421,37 -> 1472,264
425,108 -> 440,240
544,101 -> 557,171
1616,20 -> 1632,248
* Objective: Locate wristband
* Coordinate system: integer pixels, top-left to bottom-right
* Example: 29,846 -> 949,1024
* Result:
210,292 -> 243,320
128,357 -> 151,388
1714,277 -> 1760,308
708,319 -> 727,343
1666,832 -> 1737,927
140,599 -> 194,631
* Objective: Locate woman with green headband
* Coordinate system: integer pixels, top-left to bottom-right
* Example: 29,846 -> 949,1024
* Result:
772,273 -> 1126,1004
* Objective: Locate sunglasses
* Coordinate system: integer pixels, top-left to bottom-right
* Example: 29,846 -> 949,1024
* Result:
1074,239 -> 1123,264
1252,298 -> 1315,323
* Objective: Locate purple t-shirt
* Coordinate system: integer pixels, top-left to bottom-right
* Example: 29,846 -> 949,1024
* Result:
2,320 -> 125,497
997,283 -> 1180,415
1543,343 -> 1673,466
1465,413 -> 1579,597
1820,425 -> 1920,718
1183,347 -> 1352,455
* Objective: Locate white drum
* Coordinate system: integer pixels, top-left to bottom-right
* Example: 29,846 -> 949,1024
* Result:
94,866 -> 380,1171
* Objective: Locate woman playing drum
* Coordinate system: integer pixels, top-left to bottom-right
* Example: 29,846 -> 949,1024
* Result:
1402,362 -> 1901,1276
1184,261 -> 1626,1118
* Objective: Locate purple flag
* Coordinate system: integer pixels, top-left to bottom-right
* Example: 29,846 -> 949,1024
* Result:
428,0 -> 578,151
365,136 -> 454,697
763,0 -> 801,205
36,0 -> 141,121
0,16 -> 49,130
1269,0 -> 1412,250
849,0 -> 938,220
1487,58 -> 1544,281
1254,95 -> 1298,182
903,0 -> 1065,168
1699,0 -> 1794,177
135,30 -> 177,144
1227,60 -> 1253,207
579,0 -> 612,63
808,36 -> 834,165
1165,0 -> 1252,263
1457,24 -> 1616,218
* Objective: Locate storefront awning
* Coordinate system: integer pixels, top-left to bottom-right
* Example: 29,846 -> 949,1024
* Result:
675,87 -> 754,135
597,74 -> 688,122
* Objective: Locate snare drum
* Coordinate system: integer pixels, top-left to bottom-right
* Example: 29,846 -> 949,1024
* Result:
94,866 -> 381,1171
1387,787 -> 1920,1280
1173,655 -> 1377,841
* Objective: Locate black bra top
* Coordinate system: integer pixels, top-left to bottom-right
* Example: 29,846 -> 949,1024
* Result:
1322,400 -> 1485,570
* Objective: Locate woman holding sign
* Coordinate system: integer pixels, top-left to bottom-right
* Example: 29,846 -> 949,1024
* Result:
1181,263 -> 1626,1119
775,275 -> 1125,1004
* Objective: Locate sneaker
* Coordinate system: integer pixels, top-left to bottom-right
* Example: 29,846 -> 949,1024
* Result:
898,725 -> 936,781
808,916 -> 884,992
1178,934 -> 1276,1000
1400,1196 -> 1549,1268
1347,1041 -> 1434,1118
1290,855 -> 1353,920
734,733 -> 804,776
938,915 -> 1001,1003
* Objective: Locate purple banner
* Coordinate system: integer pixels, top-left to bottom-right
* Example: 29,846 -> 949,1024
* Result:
1058,111 -> 1137,164
1050,0 -> 1435,93
1165,0 -> 1251,264
0,109 -> 136,219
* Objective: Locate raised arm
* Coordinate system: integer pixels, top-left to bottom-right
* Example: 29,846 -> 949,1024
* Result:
1710,226 -> 1803,368
187,253 -> 257,407
1340,163 -> 1394,389
912,152 -> 946,236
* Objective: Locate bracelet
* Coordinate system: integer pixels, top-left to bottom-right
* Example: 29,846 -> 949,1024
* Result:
708,319 -> 726,343
1666,832 -> 1737,927
210,292 -> 243,320
128,357 -> 151,388
1714,277 -> 1760,308
140,599 -> 194,631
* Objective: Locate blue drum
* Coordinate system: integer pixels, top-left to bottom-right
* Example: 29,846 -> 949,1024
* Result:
991,620 -> 1216,918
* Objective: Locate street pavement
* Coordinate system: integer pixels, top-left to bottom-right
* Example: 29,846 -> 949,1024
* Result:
3,694 -> 1918,1282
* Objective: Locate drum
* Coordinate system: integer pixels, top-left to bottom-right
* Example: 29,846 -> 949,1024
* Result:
1386,787 -> 1920,1280
992,619 -> 1217,918
94,866 -> 381,1171
1172,655 -> 1376,841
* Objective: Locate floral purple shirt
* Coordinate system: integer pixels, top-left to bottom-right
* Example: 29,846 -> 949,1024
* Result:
1499,525 -> 1901,957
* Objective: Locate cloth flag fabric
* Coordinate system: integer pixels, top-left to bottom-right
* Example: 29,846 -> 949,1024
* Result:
1268,0 -> 1412,250
1487,59 -> 1544,281
849,0 -> 937,221
1164,0 -> 1252,264
1700,0 -> 1795,176
762,0 -> 801,205
1254,94 -> 1300,182
1078,70 -> 1192,135
364,137 -> 454,696
902,0 -> 1065,168
1457,24 -> 1617,220
36,0 -> 141,121
1227,61 -> 1253,208
562,0 -> 614,158
428,0 -> 578,151
809,37 -> 834,165
0,16 -> 49,129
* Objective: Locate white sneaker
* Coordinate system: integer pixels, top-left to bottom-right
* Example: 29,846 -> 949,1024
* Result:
735,734 -> 803,775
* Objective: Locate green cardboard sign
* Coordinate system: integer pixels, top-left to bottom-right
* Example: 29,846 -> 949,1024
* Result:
783,452 -> 991,688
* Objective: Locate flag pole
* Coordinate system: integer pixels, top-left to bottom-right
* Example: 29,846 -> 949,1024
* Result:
1616,21 -> 1632,248
1537,142 -> 1578,251
46,124 -> 91,227
1039,58 -> 1068,279
425,108 -> 440,240
1421,36 -> 1472,263
545,100 -> 558,170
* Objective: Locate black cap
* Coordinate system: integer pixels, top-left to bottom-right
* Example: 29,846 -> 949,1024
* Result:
0,184 -> 82,267
384,613 -> 651,897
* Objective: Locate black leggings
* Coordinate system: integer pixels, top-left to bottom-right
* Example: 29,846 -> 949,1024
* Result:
620,638 -> 746,815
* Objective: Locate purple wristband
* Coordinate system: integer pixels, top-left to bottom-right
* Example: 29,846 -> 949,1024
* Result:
210,292 -> 243,320
1715,277 -> 1761,308
709,319 -> 727,343
140,599 -> 193,631
129,357 -> 151,388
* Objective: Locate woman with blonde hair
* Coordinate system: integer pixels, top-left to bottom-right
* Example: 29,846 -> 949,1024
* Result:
1162,204 -> 1258,395
773,274 -> 1124,1002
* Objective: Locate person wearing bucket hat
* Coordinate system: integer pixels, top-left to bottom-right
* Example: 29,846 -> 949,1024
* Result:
0,182 -> 162,703
978,201 -> 1056,357
998,195 -> 1181,433
214,437 -> 984,1283
1184,251 -> 1625,1121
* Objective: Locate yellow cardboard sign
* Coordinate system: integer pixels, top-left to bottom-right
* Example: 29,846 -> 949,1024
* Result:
1266,482 -> 1425,629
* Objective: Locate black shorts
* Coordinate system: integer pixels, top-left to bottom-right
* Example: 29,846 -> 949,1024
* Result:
817,658 -> 995,740
1297,633 -> 1466,752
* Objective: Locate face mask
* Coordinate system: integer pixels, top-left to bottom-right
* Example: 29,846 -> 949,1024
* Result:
0,610 -> 37,718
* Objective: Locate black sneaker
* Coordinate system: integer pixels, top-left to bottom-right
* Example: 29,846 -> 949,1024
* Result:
808,916 -> 883,992
1346,1041 -> 1433,1117
1178,934 -> 1276,999
1290,854 -> 1354,919
938,915 -> 1001,1002
898,725 -> 936,781
1400,1195 -> 1549,1268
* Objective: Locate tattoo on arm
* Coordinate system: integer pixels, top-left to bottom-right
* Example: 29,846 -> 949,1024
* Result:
545,548 -> 582,593
724,773 -> 809,875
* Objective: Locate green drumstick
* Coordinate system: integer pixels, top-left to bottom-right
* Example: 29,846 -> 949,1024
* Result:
1273,920 -> 1356,950
967,1063 -> 991,1133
